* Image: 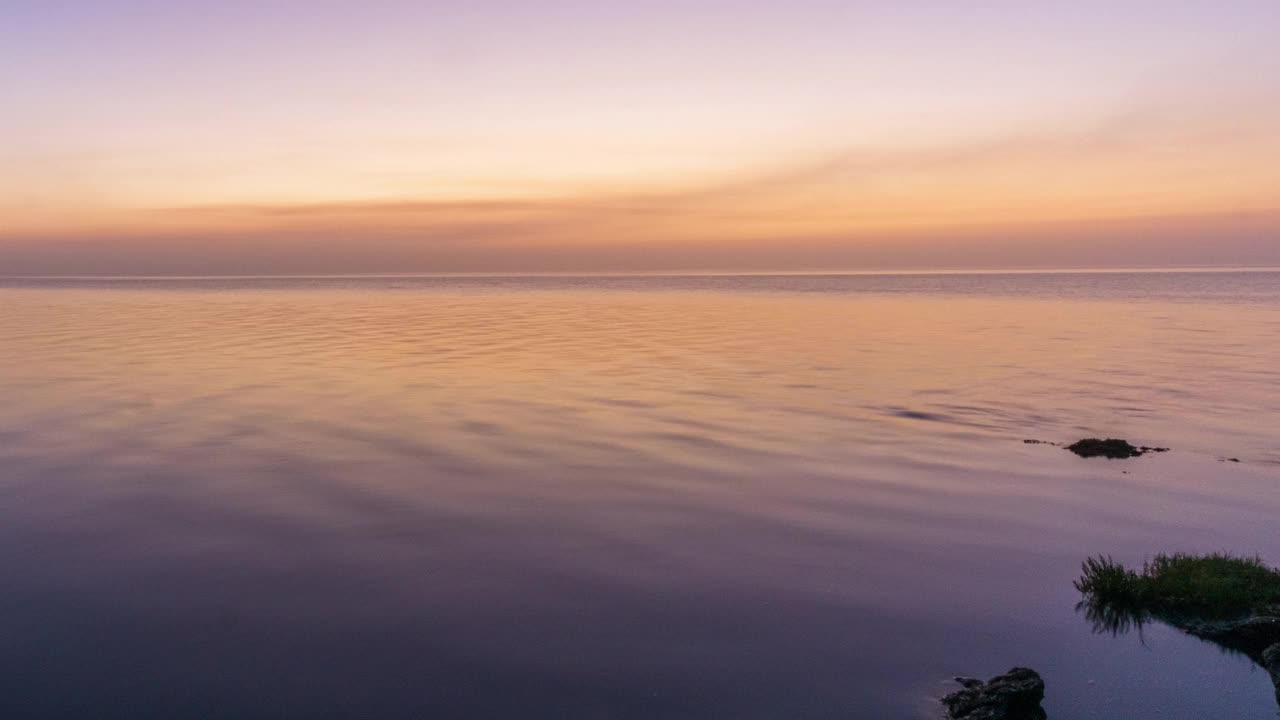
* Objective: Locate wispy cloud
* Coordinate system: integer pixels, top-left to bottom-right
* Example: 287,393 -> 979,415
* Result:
4,75 -> 1278,274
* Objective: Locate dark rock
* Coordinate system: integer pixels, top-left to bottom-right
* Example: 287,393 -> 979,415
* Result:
1179,611 -> 1280,658
1172,613 -> 1280,707
1181,615 -> 1280,704
1266,644 -> 1280,705
1093,605 -> 1280,705
942,667 -> 1047,720
1066,438 -> 1147,459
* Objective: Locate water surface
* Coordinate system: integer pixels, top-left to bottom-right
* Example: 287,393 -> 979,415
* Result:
1,272 -> 1278,718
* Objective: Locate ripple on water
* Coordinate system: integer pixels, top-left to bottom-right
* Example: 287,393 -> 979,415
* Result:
0,274 -> 1279,718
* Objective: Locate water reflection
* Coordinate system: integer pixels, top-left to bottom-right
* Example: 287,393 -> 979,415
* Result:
1077,597 -> 1151,640
1074,560 -> 1280,708
1,273 -> 1279,718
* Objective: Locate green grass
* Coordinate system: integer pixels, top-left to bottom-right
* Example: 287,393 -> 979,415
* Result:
1075,553 -> 1280,618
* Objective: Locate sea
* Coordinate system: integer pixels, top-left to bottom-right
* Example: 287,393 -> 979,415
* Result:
1,271 -> 1278,718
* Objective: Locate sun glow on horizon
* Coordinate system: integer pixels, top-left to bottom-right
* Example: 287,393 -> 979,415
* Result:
3,1 -> 1279,273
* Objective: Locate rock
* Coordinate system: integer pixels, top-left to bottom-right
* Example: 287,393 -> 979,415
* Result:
1179,611 -> 1280,657
1160,612 -> 1280,705
1066,438 -> 1147,459
942,667 -> 1047,720
1266,644 -> 1280,705
1026,437 -> 1174,458
1264,643 -> 1280,669
1080,612 -> 1280,708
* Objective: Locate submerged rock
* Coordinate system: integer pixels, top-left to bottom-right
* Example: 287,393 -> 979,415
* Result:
1065,438 -> 1168,459
942,667 -> 1047,720
1023,437 -> 1173,459
1265,644 -> 1280,704
1186,614 -> 1280,705
1181,611 -> 1280,704
1180,611 -> 1280,655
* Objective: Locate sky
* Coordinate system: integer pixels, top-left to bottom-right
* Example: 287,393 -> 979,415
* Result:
2,0 -> 1279,274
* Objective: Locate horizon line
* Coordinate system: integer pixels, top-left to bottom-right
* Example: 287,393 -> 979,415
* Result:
5,264 -> 1280,281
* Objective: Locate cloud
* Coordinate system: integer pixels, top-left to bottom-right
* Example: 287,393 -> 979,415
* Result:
4,88 -> 1279,275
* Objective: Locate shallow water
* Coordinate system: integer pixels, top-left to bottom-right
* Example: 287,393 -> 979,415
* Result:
1,271 -> 1278,718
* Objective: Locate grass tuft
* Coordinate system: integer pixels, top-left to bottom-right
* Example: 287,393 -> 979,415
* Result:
1074,555 -> 1143,604
1076,552 -> 1280,618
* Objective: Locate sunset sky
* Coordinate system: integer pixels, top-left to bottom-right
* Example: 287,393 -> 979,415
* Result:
3,1 -> 1279,274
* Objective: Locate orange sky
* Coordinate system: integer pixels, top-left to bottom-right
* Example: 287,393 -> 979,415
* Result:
3,2 -> 1278,273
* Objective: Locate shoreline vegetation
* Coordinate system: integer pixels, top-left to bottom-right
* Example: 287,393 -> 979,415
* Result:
1075,553 -> 1280,619
943,439 -> 1274,717
1075,552 -> 1280,707
943,553 -> 1280,718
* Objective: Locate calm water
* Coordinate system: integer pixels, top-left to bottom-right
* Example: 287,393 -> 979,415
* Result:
1,271 -> 1278,718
